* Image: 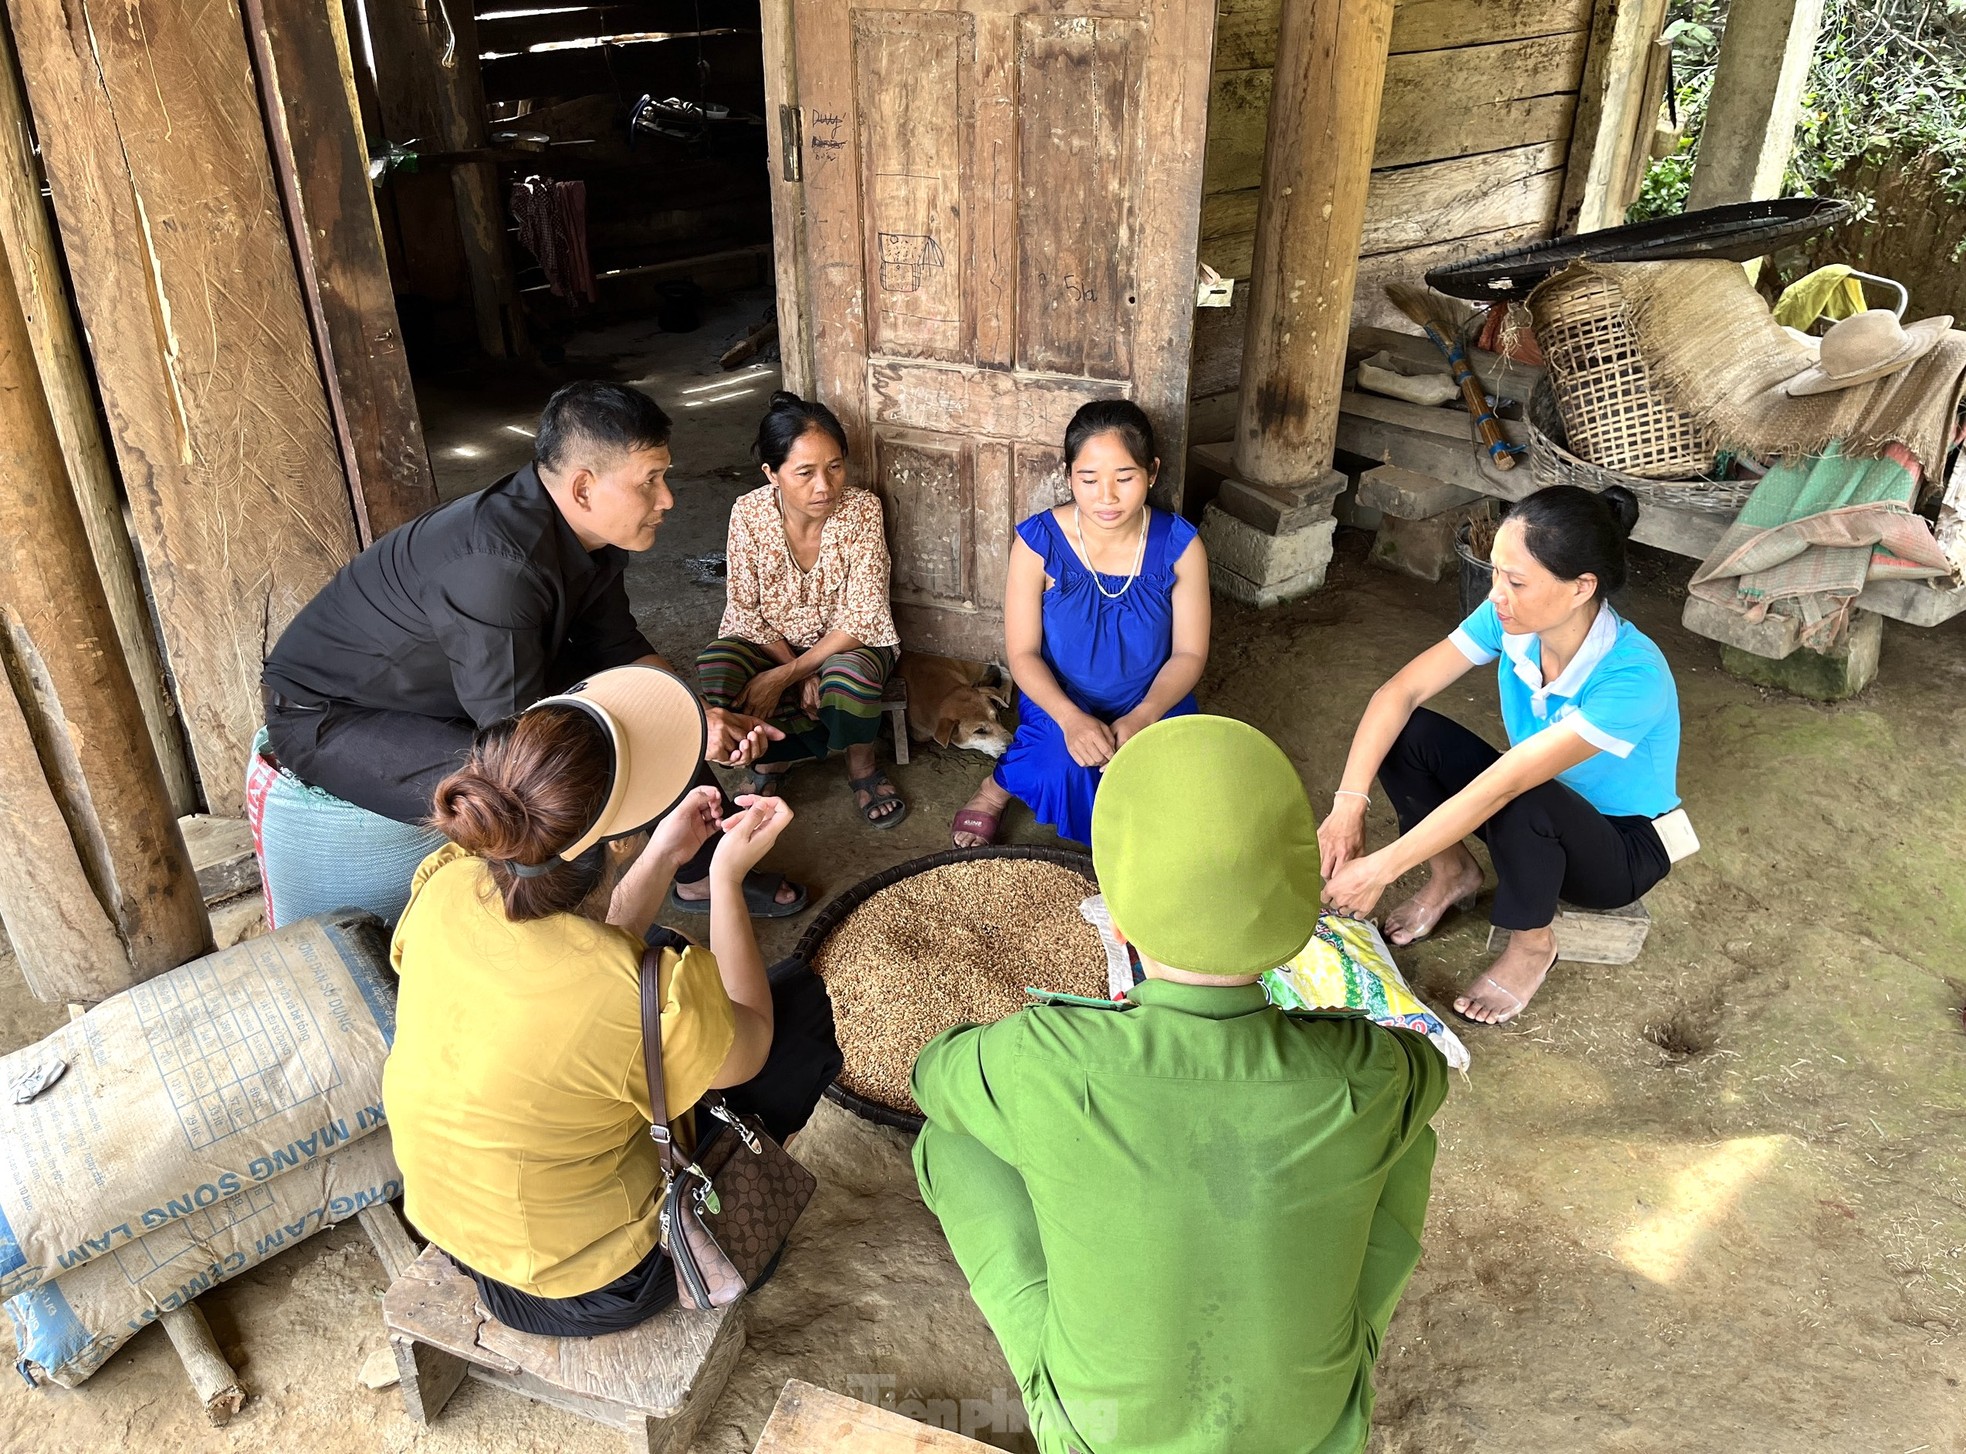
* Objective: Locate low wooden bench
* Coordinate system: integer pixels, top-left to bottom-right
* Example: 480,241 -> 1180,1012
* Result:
382,1244 -> 745,1453
881,677 -> 911,766
1488,898 -> 1652,965
754,1379 -> 1000,1452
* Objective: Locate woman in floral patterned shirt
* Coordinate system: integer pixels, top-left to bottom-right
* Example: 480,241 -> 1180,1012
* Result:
697,392 -> 907,827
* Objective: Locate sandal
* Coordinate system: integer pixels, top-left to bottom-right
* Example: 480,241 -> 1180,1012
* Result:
664,869 -> 809,919
1451,946 -> 1558,1026
1383,889 -> 1480,947
738,765 -> 788,798
950,807 -> 1001,848
848,770 -> 909,830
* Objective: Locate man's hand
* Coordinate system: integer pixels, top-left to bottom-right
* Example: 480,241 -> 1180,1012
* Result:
705,707 -> 784,767
711,794 -> 795,882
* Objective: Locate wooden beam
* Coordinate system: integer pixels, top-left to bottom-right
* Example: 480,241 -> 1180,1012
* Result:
0,21 -> 197,814
1558,0 -> 1672,234
1686,0 -> 1826,209
761,0 -> 813,397
0,235 -> 211,998
7,0 -> 364,816
244,0 -> 439,543
1232,0 -> 1398,486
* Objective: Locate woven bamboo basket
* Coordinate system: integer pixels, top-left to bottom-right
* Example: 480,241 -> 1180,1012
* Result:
1526,382 -> 1754,516
1527,266 -> 1720,480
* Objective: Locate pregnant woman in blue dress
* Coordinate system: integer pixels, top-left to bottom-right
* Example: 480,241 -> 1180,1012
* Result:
950,400 -> 1210,848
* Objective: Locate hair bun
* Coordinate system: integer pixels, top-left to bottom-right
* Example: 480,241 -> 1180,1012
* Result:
429,770 -> 536,861
766,389 -> 804,411
1599,485 -> 1641,542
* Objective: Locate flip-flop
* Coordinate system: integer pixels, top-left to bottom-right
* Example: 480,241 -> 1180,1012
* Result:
665,869 -> 809,919
1451,946 -> 1558,1026
848,770 -> 909,830
951,807 -> 1001,848
1384,889 -> 1480,947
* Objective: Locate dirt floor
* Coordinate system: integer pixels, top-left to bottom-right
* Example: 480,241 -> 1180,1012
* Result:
5,289 -> 1964,1453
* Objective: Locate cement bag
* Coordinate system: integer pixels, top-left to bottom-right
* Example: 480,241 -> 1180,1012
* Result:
7,1132 -> 401,1387
0,910 -> 396,1300
246,728 -> 445,929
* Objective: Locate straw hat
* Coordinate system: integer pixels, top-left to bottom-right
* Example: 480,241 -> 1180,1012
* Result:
526,664 -> 706,861
1784,308 -> 1954,396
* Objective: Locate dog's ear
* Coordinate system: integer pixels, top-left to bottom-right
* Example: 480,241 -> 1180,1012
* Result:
980,682 -> 1012,710
933,715 -> 956,747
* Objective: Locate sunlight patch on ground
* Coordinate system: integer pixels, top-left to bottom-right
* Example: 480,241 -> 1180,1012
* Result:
1615,1134 -> 1788,1284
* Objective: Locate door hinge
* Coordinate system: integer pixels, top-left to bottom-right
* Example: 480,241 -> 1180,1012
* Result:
779,105 -> 803,182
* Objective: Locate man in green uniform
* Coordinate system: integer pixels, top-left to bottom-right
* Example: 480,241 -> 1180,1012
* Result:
912,715 -> 1449,1454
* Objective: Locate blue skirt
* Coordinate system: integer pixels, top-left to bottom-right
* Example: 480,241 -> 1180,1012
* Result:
993,693 -> 1198,846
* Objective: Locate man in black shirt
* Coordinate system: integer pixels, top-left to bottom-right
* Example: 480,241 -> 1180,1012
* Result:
263,381 -> 805,914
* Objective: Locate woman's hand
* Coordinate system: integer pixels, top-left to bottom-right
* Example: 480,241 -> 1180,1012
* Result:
738,666 -> 794,720
647,784 -> 723,867
1323,850 -> 1394,920
1318,797 -> 1368,879
1061,710 -> 1118,769
712,794 -> 795,881
800,673 -> 823,713
704,708 -> 782,767
1112,708 -> 1157,752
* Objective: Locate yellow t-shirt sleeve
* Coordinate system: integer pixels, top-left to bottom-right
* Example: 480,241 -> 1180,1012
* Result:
623,945 -> 738,1122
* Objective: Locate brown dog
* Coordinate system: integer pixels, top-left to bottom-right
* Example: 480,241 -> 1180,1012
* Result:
897,652 -> 1014,757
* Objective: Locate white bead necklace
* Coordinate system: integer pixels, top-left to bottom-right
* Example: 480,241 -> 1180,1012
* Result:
1073,505 -> 1148,600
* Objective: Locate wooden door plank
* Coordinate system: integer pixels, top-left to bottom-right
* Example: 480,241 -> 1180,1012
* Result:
247,0 -> 439,543
753,1379 -> 1000,1453
762,0 -> 814,396
1558,0 -> 1671,233
6,0 -> 362,815
0,17 -> 196,813
1358,142 -> 1568,255
1214,0 -> 1594,71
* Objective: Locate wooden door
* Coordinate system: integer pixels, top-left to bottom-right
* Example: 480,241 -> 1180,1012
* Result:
792,0 -> 1216,659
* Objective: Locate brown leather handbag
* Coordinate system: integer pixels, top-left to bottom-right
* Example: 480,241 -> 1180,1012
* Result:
639,939 -> 817,1309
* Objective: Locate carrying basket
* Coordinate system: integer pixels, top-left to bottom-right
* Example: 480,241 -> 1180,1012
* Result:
1526,380 -> 1754,516
1528,266 -> 1720,481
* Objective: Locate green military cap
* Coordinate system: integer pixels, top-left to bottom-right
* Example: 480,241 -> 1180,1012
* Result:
1091,715 -> 1322,978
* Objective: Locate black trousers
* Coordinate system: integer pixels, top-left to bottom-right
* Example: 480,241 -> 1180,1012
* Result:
457,953 -> 843,1338
1377,708 -> 1671,931
262,686 -> 723,884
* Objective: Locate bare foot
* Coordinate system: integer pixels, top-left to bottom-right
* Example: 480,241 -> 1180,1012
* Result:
672,872 -> 800,907
952,777 -> 1011,848
1454,927 -> 1558,1025
1383,845 -> 1485,946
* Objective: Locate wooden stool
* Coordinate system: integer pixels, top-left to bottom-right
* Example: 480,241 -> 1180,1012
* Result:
880,678 -> 910,766
383,1245 -> 744,1453
754,1379 -> 999,1452
1487,898 -> 1652,965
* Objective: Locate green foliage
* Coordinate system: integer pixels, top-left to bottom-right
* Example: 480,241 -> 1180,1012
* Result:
1628,0 -> 1966,223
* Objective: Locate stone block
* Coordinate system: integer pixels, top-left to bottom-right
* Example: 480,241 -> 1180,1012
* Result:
1719,609 -> 1883,701
1681,595 -> 1801,660
1369,503 -> 1487,583
1206,517 -> 1337,608
1357,465 -> 1483,520
1488,898 -> 1651,965
1202,505 -> 1335,586
1209,561 -> 1330,609
1213,473 -> 1347,534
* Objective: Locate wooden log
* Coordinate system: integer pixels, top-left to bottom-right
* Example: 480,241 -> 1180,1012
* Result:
1686,0 -> 1826,210
0,238 -> 211,996
244,0 -> 439,543
162,1304 -> 247,1426
6,0 -> 363,817
1232,0 -> 1398,486
0,20 -> 196,814
1559,0 -> 1673,234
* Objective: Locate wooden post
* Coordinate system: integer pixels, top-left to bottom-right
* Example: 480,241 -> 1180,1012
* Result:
0,20 -> 197,814
1231,0 -> 1397,487
6,0 -> 364,816
761,0 -> 814,398
0,238 -> 211,999
1687,0 -> 1826,209
361,0 -> 529,361
1559,0 -> 1673,234
244,0 -> 440,542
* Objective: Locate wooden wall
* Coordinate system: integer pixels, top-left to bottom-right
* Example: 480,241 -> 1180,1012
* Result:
1190,0 -> 1593,439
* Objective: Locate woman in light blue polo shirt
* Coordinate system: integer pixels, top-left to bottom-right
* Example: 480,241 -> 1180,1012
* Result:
1321,485 -> 1683,1025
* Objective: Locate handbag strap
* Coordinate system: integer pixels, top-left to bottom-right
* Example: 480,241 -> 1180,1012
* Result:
638,928 -> 695,1179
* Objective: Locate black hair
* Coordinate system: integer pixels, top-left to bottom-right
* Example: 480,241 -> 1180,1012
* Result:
1063,399 -> 1156,472
534,382 -> 672,473
753,391 -> 849,471
1504,485 -> 1640,600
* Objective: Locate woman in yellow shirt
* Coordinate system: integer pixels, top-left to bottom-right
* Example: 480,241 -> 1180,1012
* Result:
385,666 -> 840,1336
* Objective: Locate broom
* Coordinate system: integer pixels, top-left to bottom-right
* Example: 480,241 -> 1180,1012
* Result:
1384,281 -> 1517,472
